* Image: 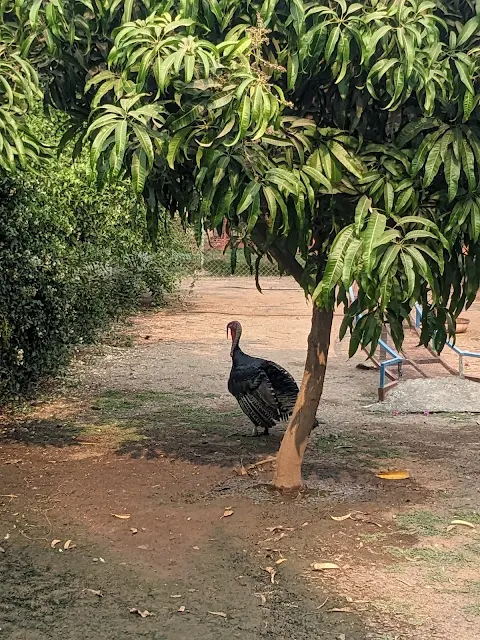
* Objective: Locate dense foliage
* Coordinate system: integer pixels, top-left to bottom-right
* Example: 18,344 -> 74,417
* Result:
3,0 -> 480,359
0,113 -> 194,399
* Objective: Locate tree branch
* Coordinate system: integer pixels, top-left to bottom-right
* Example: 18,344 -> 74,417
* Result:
251,227 -> 305,287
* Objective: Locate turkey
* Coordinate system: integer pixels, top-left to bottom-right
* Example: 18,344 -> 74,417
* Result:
227,320 -> 317,436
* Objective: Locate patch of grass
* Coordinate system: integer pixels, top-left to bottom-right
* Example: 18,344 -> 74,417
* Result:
359,532 -> 388,543
395,510 -> 445,537
464,604 -> 480,617
451,511 -> 480,525
313,432 -> 402,464
387,545 -> 474,566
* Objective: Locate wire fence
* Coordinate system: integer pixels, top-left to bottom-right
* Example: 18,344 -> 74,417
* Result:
185,225 -> 282,278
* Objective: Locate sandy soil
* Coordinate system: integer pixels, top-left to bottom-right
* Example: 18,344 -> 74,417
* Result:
1,276 -> 480,640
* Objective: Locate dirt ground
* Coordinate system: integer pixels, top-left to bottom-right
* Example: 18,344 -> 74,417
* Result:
2,276 -> 480,640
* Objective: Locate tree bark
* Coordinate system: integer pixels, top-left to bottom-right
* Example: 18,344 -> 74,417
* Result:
273,305 -> 333,491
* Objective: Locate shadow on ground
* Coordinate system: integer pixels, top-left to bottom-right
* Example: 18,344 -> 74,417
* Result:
0,419 -> 84,447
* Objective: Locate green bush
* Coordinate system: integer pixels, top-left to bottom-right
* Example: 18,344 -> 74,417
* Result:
0,114 -> 196,399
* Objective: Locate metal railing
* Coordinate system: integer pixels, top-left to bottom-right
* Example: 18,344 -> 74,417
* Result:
414,304 -> 480,378
348,287 -> 403,399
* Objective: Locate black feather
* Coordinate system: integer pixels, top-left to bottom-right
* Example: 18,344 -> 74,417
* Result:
227,328 -> 301,433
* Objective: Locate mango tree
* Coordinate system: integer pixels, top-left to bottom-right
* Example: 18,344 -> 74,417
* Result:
4,0 -> 480,489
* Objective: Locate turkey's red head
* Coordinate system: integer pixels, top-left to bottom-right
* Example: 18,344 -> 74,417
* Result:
227,320 -> 242,356
227,320 -> 241,341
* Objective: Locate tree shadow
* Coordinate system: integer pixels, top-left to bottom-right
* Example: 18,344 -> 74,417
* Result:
0,419 -> 84,447
114,410 -> 281,465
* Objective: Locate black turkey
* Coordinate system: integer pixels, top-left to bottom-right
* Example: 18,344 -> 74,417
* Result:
227,320 -> 314,436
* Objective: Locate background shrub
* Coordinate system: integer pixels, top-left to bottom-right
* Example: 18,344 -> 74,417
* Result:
0,113 -> 196,400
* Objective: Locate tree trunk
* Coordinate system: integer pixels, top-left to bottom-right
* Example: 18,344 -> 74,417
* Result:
273,305 -> 334,491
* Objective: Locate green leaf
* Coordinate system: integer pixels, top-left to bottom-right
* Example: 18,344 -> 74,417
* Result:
326,140 -> 362,178
132,124 -> 154,168
423,139 -> 443,187
266,168 -> 300,195
454,59 -> 475,95
167,127 -> 192,169
410,128 -> 444,176
342,237 -> 362,287
404,245 -> 431,283
131,147 -> 147,194
457,15 -> 480,47
400,251 -> 415,299
444,149 -> 461,203
287,52 -> 299,90
362,211 -> 387,274
213,155 -> 230,187
395,118 -> 437,149
325,25 -> 340,63
378,244 -> 401,280
354,195 -> 372,236
170,105 -> 203,133
237,181 -> 261,215
313,225 -> 354,303
114,119 -> 128,174
301,165 -> 333,190
383,182 -> 394,215
461,138 -> 476,192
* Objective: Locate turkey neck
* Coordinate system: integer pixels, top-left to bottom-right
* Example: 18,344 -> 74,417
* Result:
230,327 -> 243,360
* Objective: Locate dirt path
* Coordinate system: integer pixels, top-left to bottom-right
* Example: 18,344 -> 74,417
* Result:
1,276 -> 480,640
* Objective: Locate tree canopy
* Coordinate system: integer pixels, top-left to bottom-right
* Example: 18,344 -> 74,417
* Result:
2,0 -> 480,356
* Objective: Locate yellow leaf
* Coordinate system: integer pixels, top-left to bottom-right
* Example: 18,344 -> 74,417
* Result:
330,513 -> 352,521
112,513 -> 131,519
311,562 -> 340,571
375,470 -> 410,480
450,519 -> 475,529
265,566 -> 277,583
221,508 -> 234,519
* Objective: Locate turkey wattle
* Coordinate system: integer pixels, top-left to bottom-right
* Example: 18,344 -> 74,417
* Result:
227,320 -> 306,436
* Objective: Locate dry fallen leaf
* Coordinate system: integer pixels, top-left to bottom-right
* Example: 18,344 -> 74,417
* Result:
0,546 -> 5,553
327,607 -> 351,613
266,525 -> 294,533
64,540 -> 75,550
375,470 -> 410,480
265,566 -> 277,584
446,524 -> 456,532
50,539 -> 62,549
130,527 -> 138,534
112,514 -> 131,520
233,465 -> 249,476
208,611 -> 227,618
311,562 -> 340,571
170,595 -> 182,599
130,608 -> 154,618
84,589 -> 103,598
4,533 -> 10,540
221,508 -> 234,519
330,513 -> 352,522
177,606 -> 186,613
246,456 -> 276,470
450,519 -> 475,529
255,593 -> 267,606
275,558 -> 287,566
